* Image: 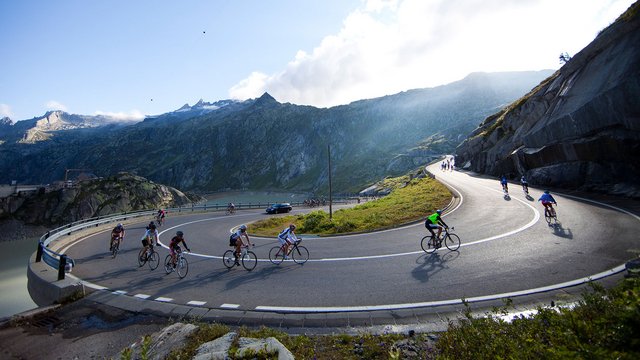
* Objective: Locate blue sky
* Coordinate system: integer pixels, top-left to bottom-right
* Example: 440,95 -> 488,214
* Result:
0,0 -> 634,121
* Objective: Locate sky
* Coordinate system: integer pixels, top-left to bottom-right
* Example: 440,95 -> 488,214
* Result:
0,0 -> 635,121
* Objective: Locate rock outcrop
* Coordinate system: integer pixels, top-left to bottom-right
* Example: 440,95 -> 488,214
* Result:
0,172 -> 202,235
455,2 -> 640,197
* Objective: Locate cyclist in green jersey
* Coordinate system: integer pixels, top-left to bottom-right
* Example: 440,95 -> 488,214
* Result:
425,209 -> 449,240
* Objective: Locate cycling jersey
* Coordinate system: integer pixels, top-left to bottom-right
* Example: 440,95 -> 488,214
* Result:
521,177 -> 528,184
427,213 -> 440,224
500,176 -> 508,184
538,193 -> 556,204
278,228 -> 298,244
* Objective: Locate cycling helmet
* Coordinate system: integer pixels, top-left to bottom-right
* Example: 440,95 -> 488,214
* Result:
239,224 -> 247,231
436,209 -> 443,214
117,223 -> 123,228
544,190 -> 550,194
149,223 -> 157,229
176,231 -> 184,236
289,224 -> 296,230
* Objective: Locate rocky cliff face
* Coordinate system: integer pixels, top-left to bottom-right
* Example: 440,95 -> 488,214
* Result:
0,173 -> 201,228
456,2 -> 640,197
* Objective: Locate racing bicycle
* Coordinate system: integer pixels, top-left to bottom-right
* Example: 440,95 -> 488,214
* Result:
137,242 -> 160,270
110,235 -> 122,259
223,246 -> 257,271
421,227 -> 461,253
165,247 -> 189,278
269,239 -> 309,265
544,205 -> 558,225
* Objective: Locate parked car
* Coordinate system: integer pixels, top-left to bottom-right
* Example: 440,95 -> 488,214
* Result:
266,203 -> 293,214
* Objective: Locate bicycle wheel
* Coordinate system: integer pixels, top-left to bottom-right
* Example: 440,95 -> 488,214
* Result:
223,250 -> 236,269
242,251 -> 258,271
269,246 -> 285,264
111,241 -> 119,259
148,251 -> 160,270
164,255 -> 173,274
445,234 -> 461,251
421,236 -> 437,254
544,210 -> 552,224
292,245 -> 309,264
176,256 -> 189,278
138,248 -> 148,267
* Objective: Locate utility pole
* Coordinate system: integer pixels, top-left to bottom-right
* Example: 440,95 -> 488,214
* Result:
328,144 -> 333,220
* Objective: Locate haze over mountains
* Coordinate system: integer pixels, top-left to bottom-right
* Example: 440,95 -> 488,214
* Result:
0,71 -> 553,193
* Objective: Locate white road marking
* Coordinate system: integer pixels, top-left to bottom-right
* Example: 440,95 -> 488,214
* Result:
113,290 -> 127,295
155,297 -> 173,302
187,300 -> 207,306
220,303 -> 240,309
135,294 -> 151,299
254,265 -> 625,313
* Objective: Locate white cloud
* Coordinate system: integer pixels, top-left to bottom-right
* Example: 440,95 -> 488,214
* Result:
0,104 -> 12,118
94,110 -> 145,122
45,100 -> 68,112
229,0 -> 634,107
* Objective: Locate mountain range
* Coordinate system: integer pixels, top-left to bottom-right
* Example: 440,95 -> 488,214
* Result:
0,70 -> 553,193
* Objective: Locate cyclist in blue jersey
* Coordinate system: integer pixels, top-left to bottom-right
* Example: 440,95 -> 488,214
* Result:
500,175 -> 509,193
538,190 -> 557,215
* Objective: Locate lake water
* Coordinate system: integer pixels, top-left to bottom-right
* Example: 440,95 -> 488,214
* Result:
204,190 -> 312,206
0,191 -> 308,319
0,237 -> 39,318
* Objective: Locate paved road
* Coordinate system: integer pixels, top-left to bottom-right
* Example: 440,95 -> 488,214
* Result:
64,163 -> 640,315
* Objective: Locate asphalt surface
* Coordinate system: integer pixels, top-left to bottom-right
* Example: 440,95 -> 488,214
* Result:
61,163 -> 640,317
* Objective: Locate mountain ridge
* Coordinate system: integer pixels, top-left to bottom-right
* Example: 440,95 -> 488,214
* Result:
0,70 -> 554,193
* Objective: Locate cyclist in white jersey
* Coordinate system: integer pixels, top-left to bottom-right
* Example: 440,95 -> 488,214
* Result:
278,224 -> 299,259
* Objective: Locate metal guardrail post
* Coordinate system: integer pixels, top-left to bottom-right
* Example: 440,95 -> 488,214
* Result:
58,254 -> 67,280
36,242 -> 43,262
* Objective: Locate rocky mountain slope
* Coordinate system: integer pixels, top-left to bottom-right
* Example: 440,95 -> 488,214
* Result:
0,111 -> 136,144
0,71 -> 551,194
0,173 -> 201,234
456,2 -> 640,197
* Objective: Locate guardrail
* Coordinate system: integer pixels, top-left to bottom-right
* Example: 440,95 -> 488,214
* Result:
34,199 -> 358,279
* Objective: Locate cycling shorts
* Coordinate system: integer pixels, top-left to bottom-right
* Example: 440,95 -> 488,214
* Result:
426,223 -> 442,230
170,243 -> 181,255
541,201 -> 553,206
278,236 -> 293,246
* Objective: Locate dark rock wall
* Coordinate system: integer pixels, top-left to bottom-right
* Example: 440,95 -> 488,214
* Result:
456,2 -> 640,197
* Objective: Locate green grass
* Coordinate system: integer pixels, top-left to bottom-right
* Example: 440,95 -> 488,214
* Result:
249,175 -> 451,236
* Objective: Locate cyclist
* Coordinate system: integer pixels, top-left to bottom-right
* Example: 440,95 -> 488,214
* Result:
141,222 -> 159,253
278,224 -> 299,259
538,190 -> 557,216
520,175 -> 529,193
156,209 -> 166,225
110,223 -> 125,251
168,231 -> 191,267
425,209 -> 449,243
500,175 -> 509,193
229,224 -> 252,264
227,202 -> 236,214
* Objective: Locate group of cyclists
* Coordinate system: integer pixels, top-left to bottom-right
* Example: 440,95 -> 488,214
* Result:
108,168 -> 559,268
110,209 -> 192,269
500,174 -> 557,215
109,206 -> 302,272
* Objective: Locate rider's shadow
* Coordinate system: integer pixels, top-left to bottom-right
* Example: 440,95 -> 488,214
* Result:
525,194 -> 534,201
223,264 -> 299,291
503,194 -> 511,201
411,252 -> 458,283
551,222 -> 573,239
